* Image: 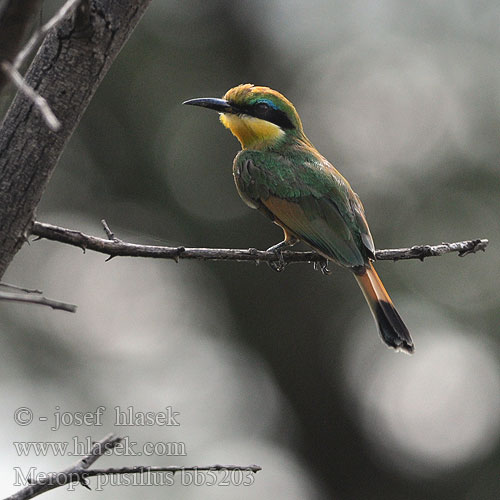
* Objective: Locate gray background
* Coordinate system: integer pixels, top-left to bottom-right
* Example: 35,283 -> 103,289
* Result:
1,1 -> 499,498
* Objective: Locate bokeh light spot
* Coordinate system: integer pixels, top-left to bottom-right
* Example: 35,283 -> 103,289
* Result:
341,309 -> 500,476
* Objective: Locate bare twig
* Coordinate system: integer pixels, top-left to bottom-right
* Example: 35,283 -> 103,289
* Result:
0,0 -> 81,130
6,434 -> 261,499
0,0 -> 42,95
0,290 -> 76,312
12,0 -> 81,71
1,61 -> 60,130
30,220 -> 488,265
32,464 -> 262,487
0,282 -> 42,294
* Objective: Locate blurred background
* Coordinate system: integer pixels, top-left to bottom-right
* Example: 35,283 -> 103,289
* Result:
1,0 -> 500,498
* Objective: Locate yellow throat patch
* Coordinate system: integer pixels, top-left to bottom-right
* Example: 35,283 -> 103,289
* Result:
220,113 -> 285,149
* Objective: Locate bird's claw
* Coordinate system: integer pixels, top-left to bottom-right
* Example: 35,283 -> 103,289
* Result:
266,239 -> 293,272
313,258 -> 331,275
268,250 -> 287,272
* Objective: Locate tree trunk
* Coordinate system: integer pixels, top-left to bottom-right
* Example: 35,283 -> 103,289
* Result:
0,0 -> 152,278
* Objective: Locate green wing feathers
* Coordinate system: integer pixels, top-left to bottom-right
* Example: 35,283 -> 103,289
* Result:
263,195 -> 366,267
234,151 -> 375,268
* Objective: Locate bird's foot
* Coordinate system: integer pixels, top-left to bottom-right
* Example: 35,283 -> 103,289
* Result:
266,236 -> 298,273
313,258 -> 331,275
268,251 -> 287,272
266,239 -> 293,272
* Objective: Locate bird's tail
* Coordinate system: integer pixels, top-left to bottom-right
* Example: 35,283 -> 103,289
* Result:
354,262 -> 414,353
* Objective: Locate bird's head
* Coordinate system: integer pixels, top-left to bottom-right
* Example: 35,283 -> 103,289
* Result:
183,84 -> 306,150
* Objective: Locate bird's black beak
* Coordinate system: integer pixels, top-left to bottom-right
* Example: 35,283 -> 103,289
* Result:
182,97 -> 237,114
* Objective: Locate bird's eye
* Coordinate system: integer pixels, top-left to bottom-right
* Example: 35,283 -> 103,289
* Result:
255,102 -> 271,112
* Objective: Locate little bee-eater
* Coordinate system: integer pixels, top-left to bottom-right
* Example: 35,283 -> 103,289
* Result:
184,84 -> 413,353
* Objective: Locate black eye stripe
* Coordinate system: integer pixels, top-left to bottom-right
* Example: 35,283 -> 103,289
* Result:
238,103 -> 295,130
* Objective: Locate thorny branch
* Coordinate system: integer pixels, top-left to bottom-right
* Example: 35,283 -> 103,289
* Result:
31,220 -> 488,265
32,464 -> 262,487
5,434 -> 261,500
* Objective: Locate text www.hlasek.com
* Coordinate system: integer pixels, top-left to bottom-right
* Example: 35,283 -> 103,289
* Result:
13,436 -> 186,457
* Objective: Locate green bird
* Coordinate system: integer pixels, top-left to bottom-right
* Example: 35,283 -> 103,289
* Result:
183,84 -> 413,353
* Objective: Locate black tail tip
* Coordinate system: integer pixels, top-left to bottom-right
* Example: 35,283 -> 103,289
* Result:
375,300 -> 414,354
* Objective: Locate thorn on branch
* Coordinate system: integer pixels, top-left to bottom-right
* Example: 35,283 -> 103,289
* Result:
79,476 -> 91,490
248,248 -> 260,266
174,246 -> 185,263
101,219 -> 119,241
